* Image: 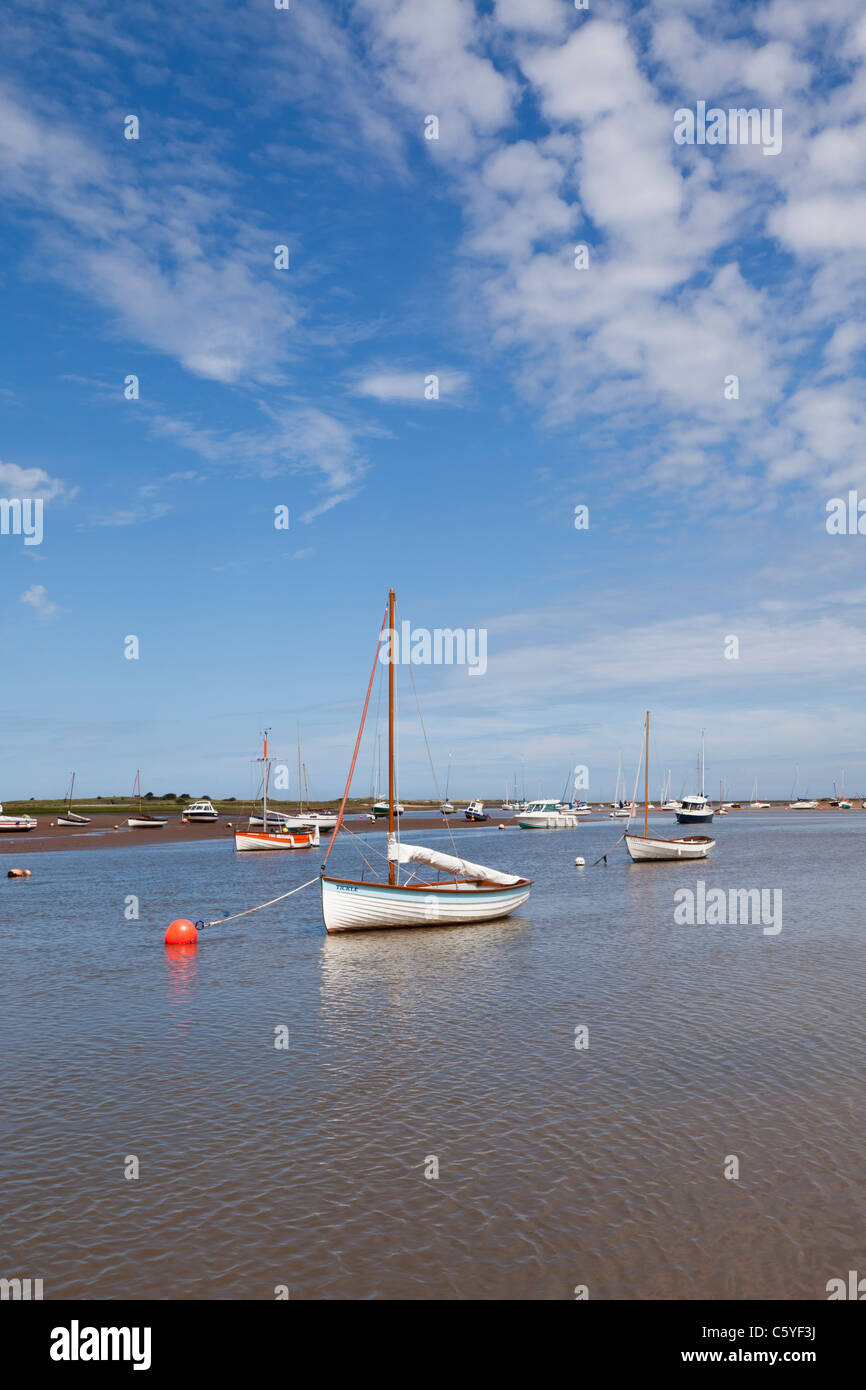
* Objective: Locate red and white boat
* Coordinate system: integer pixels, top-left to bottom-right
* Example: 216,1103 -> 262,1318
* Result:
235,732 -> 320,852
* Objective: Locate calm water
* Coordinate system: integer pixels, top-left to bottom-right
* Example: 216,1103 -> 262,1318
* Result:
1,814 -> 863,1300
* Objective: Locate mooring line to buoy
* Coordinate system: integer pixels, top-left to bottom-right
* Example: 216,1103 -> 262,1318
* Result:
202,876 -> 320,928
591,833 -> 626,867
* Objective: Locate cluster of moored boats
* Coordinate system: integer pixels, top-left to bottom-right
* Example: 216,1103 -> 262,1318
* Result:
0,593 -> 859,937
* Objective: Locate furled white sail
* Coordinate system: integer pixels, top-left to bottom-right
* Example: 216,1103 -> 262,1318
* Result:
387,838 -> 522,886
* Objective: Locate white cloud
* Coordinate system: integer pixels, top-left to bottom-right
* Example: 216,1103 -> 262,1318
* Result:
352,368 -> 469,402
20,584 -> 59,616
0,461 -> 70,501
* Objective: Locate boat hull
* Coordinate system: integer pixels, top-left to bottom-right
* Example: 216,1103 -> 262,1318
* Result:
518,812 -> 580,829
321,874 -> 531,932
625,833 -> 715,862
675,810 -> 714,823
235,829 -> 317,851
127,817 -> 167,828
57,814 -> 91,825
0,817 -> 37,832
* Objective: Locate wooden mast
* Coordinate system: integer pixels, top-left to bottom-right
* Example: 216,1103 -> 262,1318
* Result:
388,587 -> 396,885
644,712 -> 649,837
262,729 -> 268,828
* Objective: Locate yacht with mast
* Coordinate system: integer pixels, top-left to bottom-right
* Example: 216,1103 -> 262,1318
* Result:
57,772 -> 91,825
320,589 -> 531,932
626,713 -> 714,860
675,732 -> 714,824
235,732 -> 319,851
127,771 -> 167,828
440,753 -> 455,815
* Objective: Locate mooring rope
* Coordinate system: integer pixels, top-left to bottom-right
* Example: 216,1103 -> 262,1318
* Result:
591,833 -> 626,866
201,876 -> 319,927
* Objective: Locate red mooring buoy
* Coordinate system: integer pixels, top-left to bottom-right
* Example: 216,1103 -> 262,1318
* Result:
165,918 -> 198,946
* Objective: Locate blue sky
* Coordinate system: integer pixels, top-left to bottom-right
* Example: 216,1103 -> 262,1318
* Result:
2,0 -> 866,803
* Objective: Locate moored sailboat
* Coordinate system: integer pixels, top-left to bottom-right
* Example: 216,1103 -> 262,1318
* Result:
625,713 -> 714,861
235,733 -> 319,851
127,771 -> 167,828
320,589 -> 531,932
57,772 -> 91,825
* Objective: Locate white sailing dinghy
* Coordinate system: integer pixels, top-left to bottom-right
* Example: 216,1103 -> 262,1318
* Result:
625,713 -> 714,862
320,589 -> 531,932
127,770 -> 167,828
57,772 -> 91,825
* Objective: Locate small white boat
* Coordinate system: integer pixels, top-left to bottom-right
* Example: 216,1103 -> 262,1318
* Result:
787,766 -> 817,810
609,805 -> 632,819
302,811 -> 338,831
0,803 -> 37,832
440,755 -> 455,814
320,589 -> 531,932
322,844 -> 531,931
126,771 -> 167,828
749,778 -> 770,809
464,799 -> 489,822
626,831 -> 714,861
518,799 -> 580,829
626,713 -> 715,861
57,772 -> 91,825
371,799 -> 404,818
183,800 -> 219,823
248,809 -> 309,830
236,733 -> 321,851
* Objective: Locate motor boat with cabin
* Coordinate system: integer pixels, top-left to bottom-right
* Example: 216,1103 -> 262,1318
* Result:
517,799 -> 580,829
183,800 -> 219,823
0,803 -> 37,831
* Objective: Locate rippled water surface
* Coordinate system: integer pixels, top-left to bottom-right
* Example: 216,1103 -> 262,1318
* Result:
2,813 -> 864,1299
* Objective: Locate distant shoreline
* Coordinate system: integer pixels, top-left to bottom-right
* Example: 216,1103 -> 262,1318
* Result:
1,804 -> 861,855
